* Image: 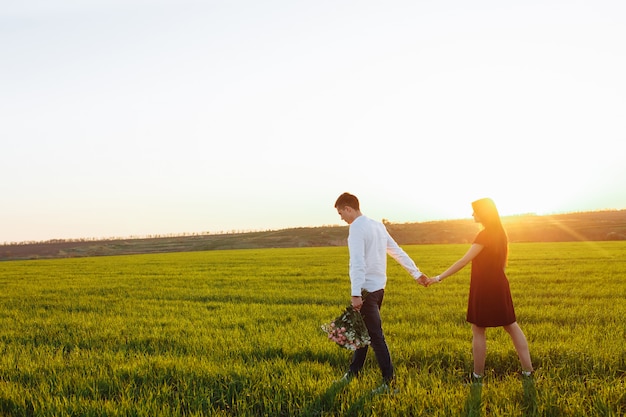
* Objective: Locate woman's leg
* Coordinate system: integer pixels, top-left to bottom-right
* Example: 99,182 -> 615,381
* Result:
503,322 -> 533,373
471,324 -> 487,376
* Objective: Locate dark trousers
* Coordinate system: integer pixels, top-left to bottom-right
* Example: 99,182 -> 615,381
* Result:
348,289 -> 394,382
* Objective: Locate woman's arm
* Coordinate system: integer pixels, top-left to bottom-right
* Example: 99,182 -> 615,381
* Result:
434,244 -> 484,282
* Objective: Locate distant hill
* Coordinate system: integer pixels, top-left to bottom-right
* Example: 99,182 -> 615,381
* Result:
1,210 -> 625,261
386,209 -> 626,244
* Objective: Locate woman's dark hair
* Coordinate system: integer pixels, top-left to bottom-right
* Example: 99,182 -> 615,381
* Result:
472,198 -> 508,267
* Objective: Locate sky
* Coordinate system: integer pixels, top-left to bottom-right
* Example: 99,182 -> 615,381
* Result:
2,0 -> 625,243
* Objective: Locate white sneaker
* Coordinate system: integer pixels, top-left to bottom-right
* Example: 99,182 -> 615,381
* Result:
371,382 -> 398,395
335,372 -> 353,385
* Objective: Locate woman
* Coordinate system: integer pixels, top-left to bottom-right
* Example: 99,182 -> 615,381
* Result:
429,198 -> 533,383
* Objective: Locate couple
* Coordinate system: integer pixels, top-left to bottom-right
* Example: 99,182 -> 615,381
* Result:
334,192 -> 534,394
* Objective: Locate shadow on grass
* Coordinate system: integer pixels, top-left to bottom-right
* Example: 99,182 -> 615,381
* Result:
299,379 -> 379,417
462,383 -> 483,417
299,379 -> 350,416
461,376 -> 538,417
521,376 -> 538,416
344,393 -> 371,417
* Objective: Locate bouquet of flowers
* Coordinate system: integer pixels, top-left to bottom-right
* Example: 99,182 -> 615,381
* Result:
321,303 -> 371,351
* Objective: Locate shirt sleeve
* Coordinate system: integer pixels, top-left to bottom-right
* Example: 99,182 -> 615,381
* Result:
385,230 -> 423,279
347,222 -> 367,296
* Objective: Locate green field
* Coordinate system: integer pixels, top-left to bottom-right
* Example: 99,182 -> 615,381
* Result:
1,242 -> 624,416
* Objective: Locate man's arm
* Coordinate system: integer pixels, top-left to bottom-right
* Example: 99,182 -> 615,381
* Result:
386,232 -> 426,281
348,225 -> 367,297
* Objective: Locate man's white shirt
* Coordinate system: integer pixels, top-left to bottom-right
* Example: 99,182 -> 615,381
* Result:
348,215 -> 423,297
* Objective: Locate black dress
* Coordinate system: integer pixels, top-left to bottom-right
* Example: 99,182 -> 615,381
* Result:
466,229 -> 516,327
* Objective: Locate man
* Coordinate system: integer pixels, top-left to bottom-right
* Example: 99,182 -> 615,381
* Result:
334,192 -> 428,394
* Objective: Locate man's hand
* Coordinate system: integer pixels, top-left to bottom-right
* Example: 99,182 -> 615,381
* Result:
416,274 -> 430,287
351,296 -> 363,311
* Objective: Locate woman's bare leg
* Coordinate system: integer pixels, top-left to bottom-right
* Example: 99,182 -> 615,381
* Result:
471,324 -> 487,376
503,322 -> 533,373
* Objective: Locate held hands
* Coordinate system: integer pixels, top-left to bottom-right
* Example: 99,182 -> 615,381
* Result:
416,274 -> 442,287
425,276 -> 439,287
415,274 -> 429,287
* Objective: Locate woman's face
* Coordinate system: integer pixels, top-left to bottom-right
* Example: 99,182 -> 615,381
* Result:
472,211 -> 482,223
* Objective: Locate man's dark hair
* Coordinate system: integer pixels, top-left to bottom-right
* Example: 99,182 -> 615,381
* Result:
334,192 -> 360,210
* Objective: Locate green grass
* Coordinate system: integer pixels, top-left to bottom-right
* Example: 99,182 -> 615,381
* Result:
0,242 -> 625,416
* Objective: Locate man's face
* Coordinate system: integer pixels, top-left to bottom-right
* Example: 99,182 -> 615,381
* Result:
337,206 -> 355,224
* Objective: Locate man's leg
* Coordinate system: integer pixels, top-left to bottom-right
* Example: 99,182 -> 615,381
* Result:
359,290 -> 394,382
348,345 -> 368,376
